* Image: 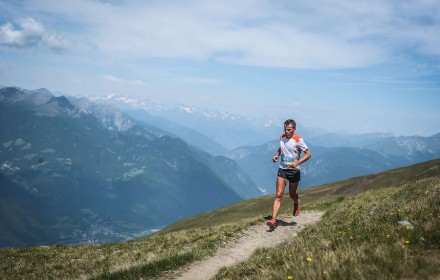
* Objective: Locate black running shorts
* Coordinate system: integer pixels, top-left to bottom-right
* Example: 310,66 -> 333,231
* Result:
277,168 -> 301,183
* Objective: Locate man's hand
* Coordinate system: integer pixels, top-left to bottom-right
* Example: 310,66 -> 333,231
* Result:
273,155 -> 279,162
289,161 -> 300,168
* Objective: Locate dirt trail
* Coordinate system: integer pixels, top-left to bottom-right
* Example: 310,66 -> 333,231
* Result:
174,211 -> 324,280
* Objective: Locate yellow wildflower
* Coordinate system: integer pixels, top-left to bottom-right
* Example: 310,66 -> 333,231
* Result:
287,276 -> 294,279
306,257 -> 313,262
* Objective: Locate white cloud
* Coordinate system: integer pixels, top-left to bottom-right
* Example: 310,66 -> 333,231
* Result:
43,33 -> 69,52
0,17 -> 69,51
3,0 -> 440,69
101,75 -> 123,83
101,75 -> 145,86
213,23 -> 386,69
0,18 -> 44,48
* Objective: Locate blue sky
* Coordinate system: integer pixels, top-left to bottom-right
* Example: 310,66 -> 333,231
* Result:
1,0 -> 439,136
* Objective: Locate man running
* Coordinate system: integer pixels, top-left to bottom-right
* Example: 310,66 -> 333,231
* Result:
266,119 -> 312,228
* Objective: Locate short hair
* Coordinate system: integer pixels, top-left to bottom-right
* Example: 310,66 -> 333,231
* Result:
284,119 -> 296,128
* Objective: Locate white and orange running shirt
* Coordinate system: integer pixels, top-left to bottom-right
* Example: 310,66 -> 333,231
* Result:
279,133 -> 309,170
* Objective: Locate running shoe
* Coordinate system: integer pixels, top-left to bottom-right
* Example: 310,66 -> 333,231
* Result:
266,219 -> 277,228
293,201 -> 300,216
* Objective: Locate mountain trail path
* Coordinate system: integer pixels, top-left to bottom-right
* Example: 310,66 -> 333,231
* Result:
173,211 -> 324,280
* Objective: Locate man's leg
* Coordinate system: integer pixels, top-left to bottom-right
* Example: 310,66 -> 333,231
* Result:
267,176 -> 286,227
289,181 -> 300,216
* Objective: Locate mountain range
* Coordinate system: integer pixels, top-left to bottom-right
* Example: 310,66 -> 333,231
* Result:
0,87 -> 261,247
92,93 -> 440,192
90,94 -> 284,150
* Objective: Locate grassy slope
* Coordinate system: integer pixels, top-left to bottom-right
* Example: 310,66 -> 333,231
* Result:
0,159 -> 439,279
215,176 -> 440,279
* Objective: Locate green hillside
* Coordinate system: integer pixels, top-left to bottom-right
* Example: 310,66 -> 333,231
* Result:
1,159 -> 439,279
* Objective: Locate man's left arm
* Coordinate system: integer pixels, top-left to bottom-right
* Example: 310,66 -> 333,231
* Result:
289,149 -> 311,168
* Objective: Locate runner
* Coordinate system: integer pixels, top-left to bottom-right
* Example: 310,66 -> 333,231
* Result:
266,119 -> 312,228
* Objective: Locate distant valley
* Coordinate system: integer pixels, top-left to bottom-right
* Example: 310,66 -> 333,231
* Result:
0,87 -> 261,247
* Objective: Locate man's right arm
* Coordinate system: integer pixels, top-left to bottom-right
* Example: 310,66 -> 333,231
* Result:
273,148 -> 281,162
